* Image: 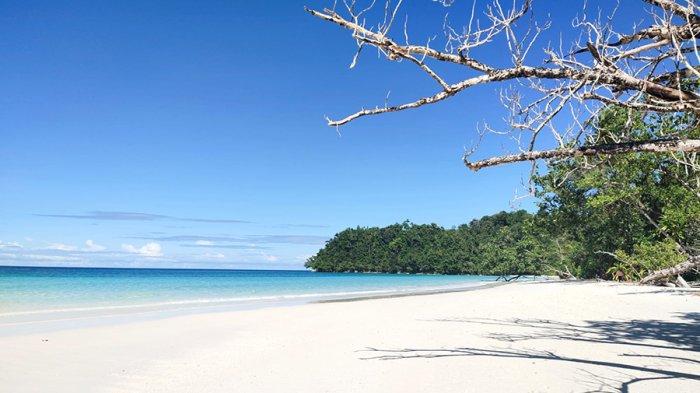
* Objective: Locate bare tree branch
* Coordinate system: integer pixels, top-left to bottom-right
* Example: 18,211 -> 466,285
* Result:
464,139 -> 700,171
309,0 -> 700,169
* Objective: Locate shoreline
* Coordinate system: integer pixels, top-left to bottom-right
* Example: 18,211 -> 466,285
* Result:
0,279 -> 508,335
316,280 -> 509,302
1,267 -> 510,326
1,281 -> 697,392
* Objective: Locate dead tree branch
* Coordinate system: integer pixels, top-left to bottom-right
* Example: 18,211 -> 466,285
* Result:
308,0 -> 700,170
465,138 -> 700,170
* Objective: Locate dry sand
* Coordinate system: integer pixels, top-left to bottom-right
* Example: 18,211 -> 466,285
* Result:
1,281 -> 698,392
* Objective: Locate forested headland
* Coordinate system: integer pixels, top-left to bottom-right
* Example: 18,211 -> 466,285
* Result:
306,211 -> 551,276
307,109 -> 699,281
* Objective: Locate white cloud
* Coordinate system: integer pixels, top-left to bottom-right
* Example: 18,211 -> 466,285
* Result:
47,243 -> 77,251
0,241 -> 22,249
31,254 -> 81,262
121,242 -> 163,257
263,254 -> 279,262
247,250 -> 280,262
83,240 -> 106,252
0,252 -> 80,262
195,240 -> 214,246
202,252 -> 225,259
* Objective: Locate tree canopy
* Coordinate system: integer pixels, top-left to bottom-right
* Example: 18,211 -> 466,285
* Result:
306,210 -> 556,275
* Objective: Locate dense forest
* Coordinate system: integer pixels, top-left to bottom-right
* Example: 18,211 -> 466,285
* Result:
307,109 -> 699,281
306,211 -> 553,276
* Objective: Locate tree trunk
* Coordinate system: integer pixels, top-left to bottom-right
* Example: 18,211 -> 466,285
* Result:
640,255 -> 700,284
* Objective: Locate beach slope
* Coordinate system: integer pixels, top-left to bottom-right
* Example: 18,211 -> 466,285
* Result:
1,281 -> 698,392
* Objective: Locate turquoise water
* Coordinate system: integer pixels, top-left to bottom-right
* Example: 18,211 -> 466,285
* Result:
0,266 -> 499,318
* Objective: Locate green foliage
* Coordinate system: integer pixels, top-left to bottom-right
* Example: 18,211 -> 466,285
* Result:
308,106 -> 698,280
306,211 -> 557,275
535,106 -> 699,279
606,240 -> 687,282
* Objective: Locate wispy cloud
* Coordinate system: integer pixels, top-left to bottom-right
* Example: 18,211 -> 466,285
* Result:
46,240 -> 107,252
0,253 -> 81,262
0,241 -> 169,266
47,243 -> 77,251
130,235 -> 245,242
262,254 -> 279,262
83,240 -> 106,252
181,243 -> 271,250
250,235 -> 329,245
37,211 -> 168,221
183,239 -> 269,250
35,211 -> 250,224
0,242 -> 306,269
0,241 -> 23,249
34,210 -> 331,229
130,234 -> 329,245
279,223 -> 330,229
121,242 -> 163,257
180,218 -> 251,224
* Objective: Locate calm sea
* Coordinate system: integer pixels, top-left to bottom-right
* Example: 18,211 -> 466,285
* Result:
0,266 -> 500,322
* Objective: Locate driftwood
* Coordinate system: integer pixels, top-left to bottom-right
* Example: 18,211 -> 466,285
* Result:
554,266 -> 576,280
676,274 -> 691,288
640,255 -> 700,285
496,274 -> 523,282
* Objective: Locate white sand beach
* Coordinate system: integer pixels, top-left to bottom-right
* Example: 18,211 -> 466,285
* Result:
1,281 -> 698,392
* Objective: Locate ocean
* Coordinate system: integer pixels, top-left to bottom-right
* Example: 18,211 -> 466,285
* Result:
0,266 -> 502,324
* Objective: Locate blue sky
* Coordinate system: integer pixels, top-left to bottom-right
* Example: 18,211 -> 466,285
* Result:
0,0 -> 641,269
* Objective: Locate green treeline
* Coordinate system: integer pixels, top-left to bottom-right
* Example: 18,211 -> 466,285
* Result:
305,211 -> 550,275
306,108 -> 699,280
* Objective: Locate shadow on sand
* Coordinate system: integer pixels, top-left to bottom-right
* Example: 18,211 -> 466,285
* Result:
359,312 -> 699,392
